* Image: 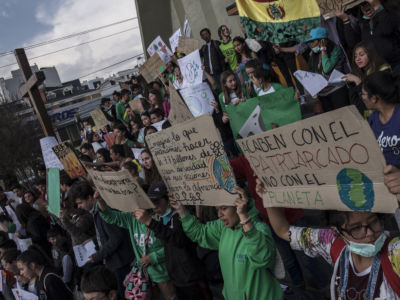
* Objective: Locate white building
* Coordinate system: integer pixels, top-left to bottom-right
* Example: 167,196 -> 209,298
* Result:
0,65 -> 62,103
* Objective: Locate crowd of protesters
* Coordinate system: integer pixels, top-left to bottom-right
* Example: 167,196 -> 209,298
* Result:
1,0 -> 400,299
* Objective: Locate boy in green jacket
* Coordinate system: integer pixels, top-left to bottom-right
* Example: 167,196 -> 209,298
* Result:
97,183 -> 177,300
171,188 -> 283,300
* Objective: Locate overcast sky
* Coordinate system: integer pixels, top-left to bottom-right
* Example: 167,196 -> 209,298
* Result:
0,0 -> 143,82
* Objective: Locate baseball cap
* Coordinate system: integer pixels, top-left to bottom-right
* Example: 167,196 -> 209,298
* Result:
306,27 -> 329,43
147,182 -> 168,200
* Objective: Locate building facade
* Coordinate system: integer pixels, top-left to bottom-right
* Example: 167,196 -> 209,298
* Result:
135,0 -> 241,56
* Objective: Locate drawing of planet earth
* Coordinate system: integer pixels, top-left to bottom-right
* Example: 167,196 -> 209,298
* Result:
336,168 -> 374,211
213,155 -> 236,193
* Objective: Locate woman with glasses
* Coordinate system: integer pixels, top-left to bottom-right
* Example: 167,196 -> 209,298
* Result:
257,178 -> 400,299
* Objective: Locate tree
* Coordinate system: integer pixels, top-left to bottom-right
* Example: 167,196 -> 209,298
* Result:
0,102 -> 43,188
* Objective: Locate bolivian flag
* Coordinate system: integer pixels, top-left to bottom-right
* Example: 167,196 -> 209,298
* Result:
236,0 -> 321,43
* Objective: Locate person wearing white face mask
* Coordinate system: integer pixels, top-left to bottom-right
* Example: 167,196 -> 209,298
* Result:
306,27 -> 350,113
257,178 -> 400,299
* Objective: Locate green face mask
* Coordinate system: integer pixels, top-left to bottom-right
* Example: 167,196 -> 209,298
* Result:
7,223 -> 16,234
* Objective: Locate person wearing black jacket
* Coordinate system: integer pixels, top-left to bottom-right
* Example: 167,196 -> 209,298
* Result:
133,182 -> 210,300
200,28 -> 227,83
15,203 -> 51,256
68,181 -> 134,297
17,245 -> 73,300
101,97 -> 116,122
337,0 -> 400,73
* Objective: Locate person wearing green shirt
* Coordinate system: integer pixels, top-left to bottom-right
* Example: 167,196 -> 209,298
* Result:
97,184 -> 177,300
170,188 -> 283,300
115,89 -> 130,125
306,27 -> 349,112
218,25 -> 238,71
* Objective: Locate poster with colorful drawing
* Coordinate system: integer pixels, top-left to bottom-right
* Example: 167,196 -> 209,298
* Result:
237,106 -> 398,213
177,49 -> 203,86
146,115 -> 237,206
52,142 -> 87,179
179,82 -> 214,117
147,36 -> 173,64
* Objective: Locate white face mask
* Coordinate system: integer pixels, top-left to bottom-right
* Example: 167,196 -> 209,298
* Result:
312,46 -> 321,53
347,233 -> 387,257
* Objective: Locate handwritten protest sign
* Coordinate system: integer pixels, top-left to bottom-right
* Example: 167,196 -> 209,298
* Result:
147,36 -> 173,63
176,36 -> 199,55
40,137 -> 63,170
178,49 -> 203,86
179,82 -> 214,117
47,168 -> 60,217
169,28 -> 182,53
238,106 -> 398,213
73,240 -> 96,267
88,169 -> 154,211
168,84 -> 194,125
139,53 -> 166,83
129,98 -> 145,114
52,142 -> 86,179
316,0 -> 365,19
146,115 -> 237,206
90,108 -> 109,130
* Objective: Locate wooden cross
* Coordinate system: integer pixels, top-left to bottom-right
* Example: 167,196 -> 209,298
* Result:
15,48 -> 55,137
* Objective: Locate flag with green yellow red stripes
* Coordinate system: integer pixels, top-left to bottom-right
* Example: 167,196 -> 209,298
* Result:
236,0 -> 321,43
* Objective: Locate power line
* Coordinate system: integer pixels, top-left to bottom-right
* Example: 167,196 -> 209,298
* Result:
0,26 -> 139,69
0,17 -> 138,57
75,53 -> 144,80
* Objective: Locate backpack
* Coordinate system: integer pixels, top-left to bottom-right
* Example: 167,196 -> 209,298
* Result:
330,237 -> 400,297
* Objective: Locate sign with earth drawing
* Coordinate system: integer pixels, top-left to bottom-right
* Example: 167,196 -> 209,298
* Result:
146,115 -> 237,206
178,49 -> 203,86
237,106 -> 398,213
179,82 -> 214,117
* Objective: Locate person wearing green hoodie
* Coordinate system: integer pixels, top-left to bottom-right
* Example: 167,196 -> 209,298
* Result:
170,187 -> 283,300
97,183 -> 177,300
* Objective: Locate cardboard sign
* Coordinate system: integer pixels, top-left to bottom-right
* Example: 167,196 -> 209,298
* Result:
47,168 -> 60,217
39,137 -> 64,170
169,28 -> 182,53
176,36 -> 199,55
147,36 -> 173,63
129,98 -> 145,114
178,49 -> 203,86
237,106 -> 398,213
52,142 -> 87,179
88,169 -> 154,211
179,82 -> 214,117
139,53 -> 166,83
168,84 -> 194,126
317,0 -> 365,19
73,240 -> 96,267
90,108 -> 109,131
146,115 -> 237,206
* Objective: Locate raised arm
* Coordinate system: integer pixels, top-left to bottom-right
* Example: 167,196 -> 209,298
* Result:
256,179 -> 290,241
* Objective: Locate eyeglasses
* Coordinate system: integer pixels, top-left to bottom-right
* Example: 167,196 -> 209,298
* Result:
340,217 -> 383,240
